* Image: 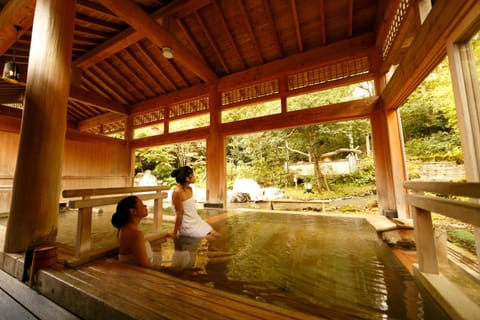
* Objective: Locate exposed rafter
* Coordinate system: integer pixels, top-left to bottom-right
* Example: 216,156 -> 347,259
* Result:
97,0 -> 217,83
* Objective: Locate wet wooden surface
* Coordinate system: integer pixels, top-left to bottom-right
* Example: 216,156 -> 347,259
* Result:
36,256 -> 320,320
0,269 -> 80,320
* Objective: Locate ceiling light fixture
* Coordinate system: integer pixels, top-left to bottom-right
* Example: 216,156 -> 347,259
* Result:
2,25 -> 22,82
162,47 -> 174,59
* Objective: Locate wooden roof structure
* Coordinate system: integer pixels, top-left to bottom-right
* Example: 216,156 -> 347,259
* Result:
1,2 -> 480,318
0,0 -> 478,208
0,0 -> 414,137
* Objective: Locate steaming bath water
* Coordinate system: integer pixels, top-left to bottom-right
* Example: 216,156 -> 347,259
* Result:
161,210 -> 449,319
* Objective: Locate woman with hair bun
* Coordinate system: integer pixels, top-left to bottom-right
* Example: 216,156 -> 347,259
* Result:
168,166 -> 220,240
111,196 -> 160,268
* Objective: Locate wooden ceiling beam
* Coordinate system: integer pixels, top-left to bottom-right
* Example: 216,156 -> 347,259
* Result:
176,18 -> 207,65
0,0 -> 35,56
290,0 -> 303,52
214,0 -> 246,69
96,0 -> 217,83
135,42 -> 173,92
76,0 -> 119,20
83,68 -> 131,104
69,86 -> 128,115
73,0 -> 210,69
115,52 -> 154,98
319,0 -> 326,45
126,46 -> 165,96
222,97 -> 378,136
78,111 -> 126,132
262,0 -> 283,58
237,0 -> 264,64
348,0 -> 353,37
194,11 -> 229,74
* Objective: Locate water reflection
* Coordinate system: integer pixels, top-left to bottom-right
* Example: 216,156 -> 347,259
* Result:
171,235 -> 202,271
159,211 -> 448,320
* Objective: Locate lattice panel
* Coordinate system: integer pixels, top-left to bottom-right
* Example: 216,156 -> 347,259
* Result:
169,97 -> 209,119
288,57 -> 370,91
102,119 -> 125,134
3,103 -> 23,109
133,109 -> 165,128
84,126 -> 101,135
382,0 -> 411,60
221,80 -> 279,106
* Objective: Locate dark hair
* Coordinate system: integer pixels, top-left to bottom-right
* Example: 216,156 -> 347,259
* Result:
171,166 -> 193,184
111,196 -> 138,229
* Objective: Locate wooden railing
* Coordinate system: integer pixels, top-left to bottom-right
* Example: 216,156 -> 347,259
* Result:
404,180 -> 480,319
62,186 -> 170,267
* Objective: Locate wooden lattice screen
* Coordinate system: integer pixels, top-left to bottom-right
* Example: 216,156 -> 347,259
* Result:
134,109 -> 165,128
382,0 -> 411,60
287,56 -> 370,91
168,96 -> 209,119
221,80 -> 279,107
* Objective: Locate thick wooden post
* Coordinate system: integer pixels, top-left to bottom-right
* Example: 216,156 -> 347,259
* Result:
370,107 -> 397,215
206,84 -> 226,207
385,109 -> 408,218
4,0 -> 76,252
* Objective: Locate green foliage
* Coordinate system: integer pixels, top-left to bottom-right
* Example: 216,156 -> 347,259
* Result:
404,132 -> 463,163
287,81 -> 373,111
222,100 -> 281,123
329,158 -> 376,186
447,230 -> 476,253
400,57 -> 463,163
135,141 -> 207,187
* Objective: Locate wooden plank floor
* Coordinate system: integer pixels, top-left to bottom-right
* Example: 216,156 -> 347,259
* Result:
0,269 -> 80,320
34,257 -> 321,320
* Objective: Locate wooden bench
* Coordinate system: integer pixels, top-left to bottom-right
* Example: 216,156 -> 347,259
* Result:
268,199 -> 331,213
62,186 -> 170,267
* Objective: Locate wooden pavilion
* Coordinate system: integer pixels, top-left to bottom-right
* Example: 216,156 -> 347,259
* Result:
1,0 -> 480,319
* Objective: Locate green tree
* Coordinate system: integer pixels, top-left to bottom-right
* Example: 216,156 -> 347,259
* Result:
400,57 -> 462,162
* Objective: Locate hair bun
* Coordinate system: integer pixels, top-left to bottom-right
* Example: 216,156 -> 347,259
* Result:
171,168 -> 179,178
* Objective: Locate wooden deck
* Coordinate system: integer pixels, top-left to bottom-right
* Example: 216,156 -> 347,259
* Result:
1,241 -> 320,320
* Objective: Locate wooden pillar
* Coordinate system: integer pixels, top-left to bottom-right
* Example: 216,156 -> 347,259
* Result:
385,109 -> 408,218
4,0 -> 76,252
370,107 -> 397,215
205,84 -> 226,206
